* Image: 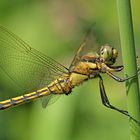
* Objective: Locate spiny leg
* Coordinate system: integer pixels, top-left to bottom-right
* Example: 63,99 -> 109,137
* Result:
106,68 -> 140,82
98,75 -> 129,116
109,65 -> 124,71
98,75 -> 139,123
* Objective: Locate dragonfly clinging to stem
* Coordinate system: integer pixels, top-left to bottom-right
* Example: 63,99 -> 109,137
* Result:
0,25 -> 139,123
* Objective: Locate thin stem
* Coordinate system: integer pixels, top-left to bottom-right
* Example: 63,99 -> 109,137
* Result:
117,0 -> 140,139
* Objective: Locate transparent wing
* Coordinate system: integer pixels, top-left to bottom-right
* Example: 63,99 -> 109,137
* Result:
69,26 -> 100,71
0,26 -> 68,105
41,94 -> 61,108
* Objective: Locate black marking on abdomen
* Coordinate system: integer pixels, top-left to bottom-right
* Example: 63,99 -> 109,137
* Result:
0,104 -> 4,109
47,86 -> 54,94
10,99 -> 17,106
23,95 -> 29,102
56,79 -> 65,92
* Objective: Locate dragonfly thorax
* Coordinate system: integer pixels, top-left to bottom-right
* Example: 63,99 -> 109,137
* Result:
81,52 -> 99,63
69,60 -> 98,86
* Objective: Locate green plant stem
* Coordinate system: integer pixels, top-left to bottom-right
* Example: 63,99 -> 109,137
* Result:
117,0 -> 140,139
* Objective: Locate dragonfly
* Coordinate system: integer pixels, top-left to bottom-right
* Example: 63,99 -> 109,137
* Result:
0,25 -> 139,122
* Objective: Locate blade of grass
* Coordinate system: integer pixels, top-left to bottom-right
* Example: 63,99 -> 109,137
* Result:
117,0 -> 140,139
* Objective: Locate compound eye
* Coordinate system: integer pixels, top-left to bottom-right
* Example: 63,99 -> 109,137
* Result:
112,48 -> 118,59
100,45 -> 113,61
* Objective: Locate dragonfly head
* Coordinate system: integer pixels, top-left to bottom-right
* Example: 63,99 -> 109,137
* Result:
100,45 -> 118,65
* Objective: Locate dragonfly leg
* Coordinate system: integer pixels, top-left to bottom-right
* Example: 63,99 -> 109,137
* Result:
99,75 -> 140,124
98,75 -> 130,117
108,65 -> 124,72
106,68 -> 140,82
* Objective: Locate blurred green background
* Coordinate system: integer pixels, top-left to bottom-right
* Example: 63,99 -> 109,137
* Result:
0,0 -> 140,140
